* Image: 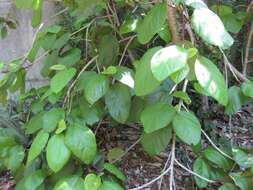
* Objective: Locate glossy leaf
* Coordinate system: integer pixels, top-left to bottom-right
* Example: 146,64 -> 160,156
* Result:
104,163 -> 126,182
53,175 -> 84,190
241,81 -> 253,99
218,183 -> 237,190
65,124 -> 97,164
83,73 -> 109,105
195,56 -> 228,105
193,157 -> 211,188
151,45 -> 188,81
191,8 -> 234,49
137,3 -> 167,44
50,68 -> 76,94
172,111 -> 201,145
105,84 -> 131,123
84,174 -> 101,190
204,147 -> 232,170
141,127 -> 172,156
27,130 -> 49,164
46,134 -> 71,172
225,86 -> 243,115
141,103 -> 176,133
134,47 -> 161,96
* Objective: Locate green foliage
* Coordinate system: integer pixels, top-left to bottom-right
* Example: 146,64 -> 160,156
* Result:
0,0 -> 252,189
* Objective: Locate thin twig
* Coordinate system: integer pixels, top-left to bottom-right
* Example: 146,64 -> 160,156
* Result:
118,36 -> 136,66
63,56 -> 98,108
201,129 -> 233,160
174,159 -> 216,183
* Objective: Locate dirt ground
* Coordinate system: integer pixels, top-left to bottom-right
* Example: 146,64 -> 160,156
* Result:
0,106 -> 252,190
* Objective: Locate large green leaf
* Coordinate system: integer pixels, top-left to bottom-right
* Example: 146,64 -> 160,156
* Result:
99,178 -> 124,190
27,130 -> 49,164
137,3 -> 167,44
204,147 -> 232,170
141,103 -> 176,133
15,170 -> 46,190
134,47 -> 161,96
65,124 -> 97,165
225,86 -> 243,115
191,8 -> 234,49
53,175 -> 84,190
25,112 -> 44,134
46,134 -> 71,172
193,158 -> 211,188
58,48 -> 81,67
42,108 -> 65,132
172,111 -> 201,145
4,145 -> 24,172
15,0 -> 33,8
151,45 -> 188,81
84,174 -> 101,190
104,163 -> 126,182
241,81 -> 253,99
195,56 -> 228,105
232,148 -> 253,168
141,127 -> 172,156
230,173 -> 253,190
50,68 -> 76,94
218,183 -> 237,190
83,73 -> 109,105
105,84 -> 131,123
98,34 -> 119,67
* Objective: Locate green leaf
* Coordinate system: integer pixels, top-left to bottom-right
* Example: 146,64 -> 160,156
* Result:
225,86 -> 243,115
193,158 -> 211,188
65,124 -> 97,165
52,33 -> 70,50
191,8 -> 234,49
218,183 -> 237,190
170,64 -> 190,84
230,173 -> 253,190
83,73 -> 109,105
114,66 -> 134,88
104,163 -> 126,182
46,134 -> 71,172
32,0 -> 43,28
172,111 -> 201,145
195,56 -> 228,105
98,34 -> 119,67
55,120 -> 67,134
137,3 -> 167,44
120,18 -> 139,34
50,68 -> 76,94
27,130 -> 49,164
53,175 -> 84,190
58,48 -> 81,67
84,174 -> 101,190
141,103 -> 176,133
151,45 -> 188,81
50,64 -> 66,71
134,47 -> 161,96
4,145 -> 24,172
25,112 -> 44,134
43,108 -> 65,132
99,178 -> 124,190
158,24 -> 171,43
15,170 -> 46,190
172,91 -> 191,105
141,127 -> 172,156
241,81 -> 253,99
105,84 -> 131,123
204,147 -> 232,170
232,148 -> 253,168
15,0 -> 33,8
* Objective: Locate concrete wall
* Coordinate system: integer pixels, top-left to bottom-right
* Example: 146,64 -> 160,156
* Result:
0,0 -> 57,88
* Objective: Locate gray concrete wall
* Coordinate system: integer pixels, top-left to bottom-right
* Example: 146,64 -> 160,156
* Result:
0,0 -> 57,88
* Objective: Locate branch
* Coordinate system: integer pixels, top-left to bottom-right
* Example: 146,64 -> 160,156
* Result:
167,0 -> 180,43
